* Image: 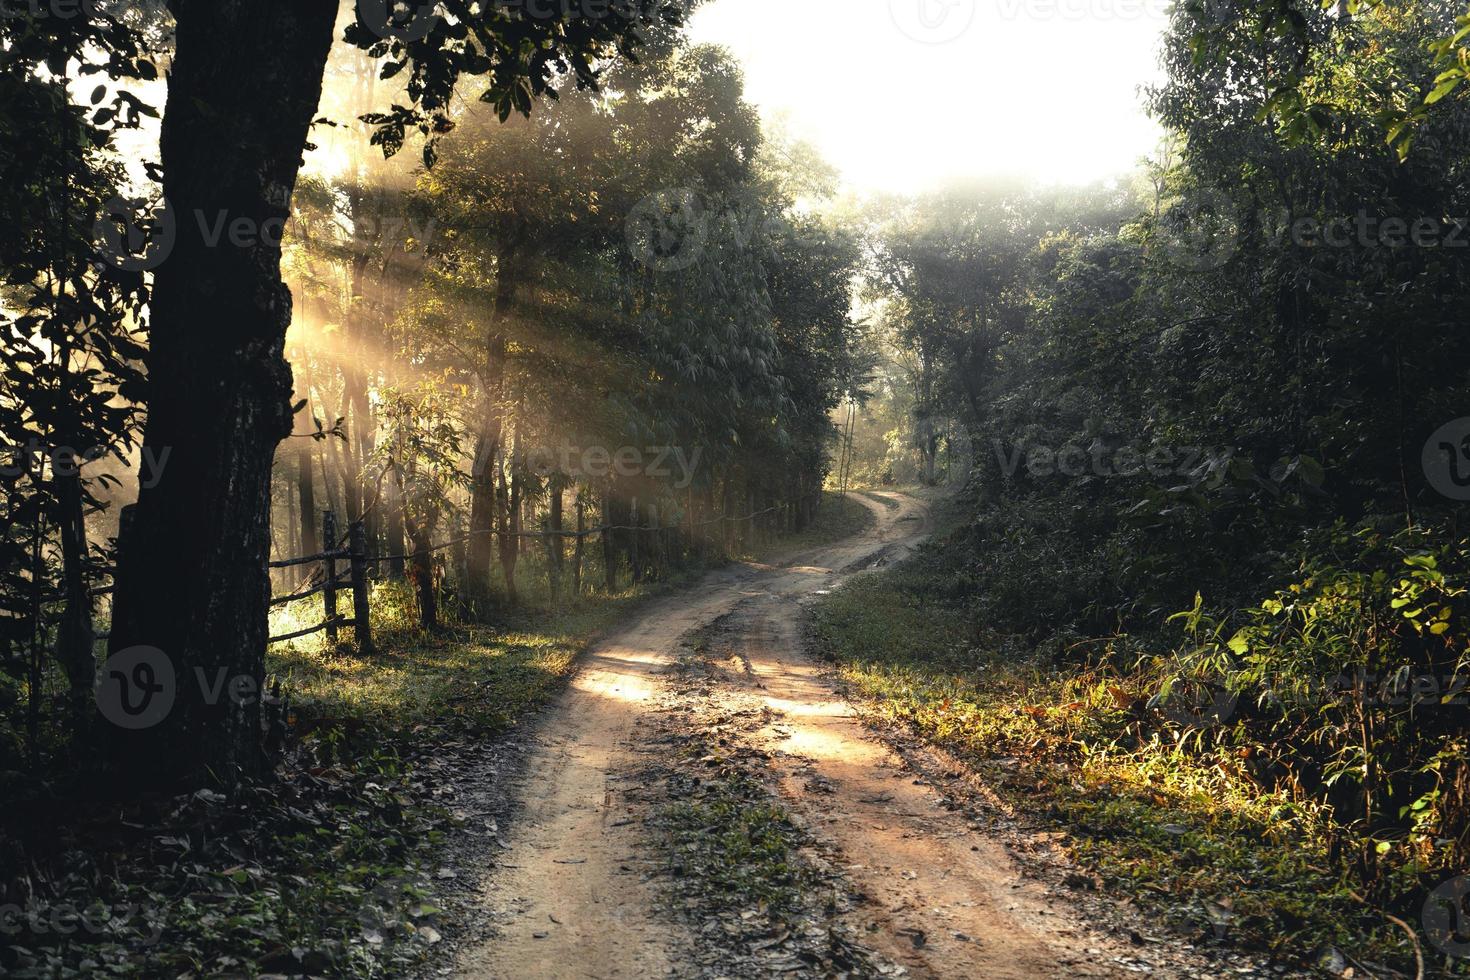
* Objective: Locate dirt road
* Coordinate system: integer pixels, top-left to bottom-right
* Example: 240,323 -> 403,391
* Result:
452,492 -> 1221,979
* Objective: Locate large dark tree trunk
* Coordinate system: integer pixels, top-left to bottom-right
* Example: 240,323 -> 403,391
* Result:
344,364 -> 376,540
296,445 -> 317,556
105,0 -> 339,788
329,390 -> 360,522
466,428 -> 500,601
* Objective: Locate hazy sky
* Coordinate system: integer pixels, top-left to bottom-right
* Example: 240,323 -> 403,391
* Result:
688,0 -> 1170,194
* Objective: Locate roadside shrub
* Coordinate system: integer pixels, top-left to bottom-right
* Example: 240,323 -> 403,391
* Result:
1149,520 -> 1470,898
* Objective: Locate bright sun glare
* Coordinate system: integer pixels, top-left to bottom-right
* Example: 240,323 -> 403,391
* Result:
689,0 -> 1169,193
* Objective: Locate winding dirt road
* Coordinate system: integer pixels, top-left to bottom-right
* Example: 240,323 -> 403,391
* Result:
452,492 -> 1209,979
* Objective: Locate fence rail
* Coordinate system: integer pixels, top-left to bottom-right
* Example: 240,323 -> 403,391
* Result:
67,501 -> 785,655
68,511 -> 375,653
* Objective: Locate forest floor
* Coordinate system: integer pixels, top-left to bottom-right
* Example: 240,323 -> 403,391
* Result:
424,492 -> 1290,979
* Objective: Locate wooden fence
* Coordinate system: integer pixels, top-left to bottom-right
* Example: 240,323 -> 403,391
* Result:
84,510 -> 375,654
83,501 -> 786,653
267,511 -> 373,654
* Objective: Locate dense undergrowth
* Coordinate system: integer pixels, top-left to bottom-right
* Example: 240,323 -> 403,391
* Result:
808,495 -> 1470,978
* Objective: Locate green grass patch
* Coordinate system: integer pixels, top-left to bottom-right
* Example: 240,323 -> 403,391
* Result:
661,757 -> 817,917
804,518 -> 1424,974
267,578 -> 679,736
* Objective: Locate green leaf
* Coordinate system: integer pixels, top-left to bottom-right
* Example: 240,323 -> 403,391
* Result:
1426,75 -> 1462,105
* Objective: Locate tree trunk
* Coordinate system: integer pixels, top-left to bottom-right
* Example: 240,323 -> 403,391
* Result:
54,463 -> 94,748
384,444 -> 407,581
498,441 -> 522,605
406,516 -> 437,632
345,193 -> 380,556
344,362 -> 377,552
281,469 -> 298,586
628,495 -> 642,583
295,443 -> 317,574
602,488 -> 618,592
329,390 -> 360,522
466,429 -> 499,603
104,0 -> 339,788
572,492 -> 585,597
546,482 -> 565,605
314,384 -> 345,521
396,463 -> 438,631
466,248 -> 518,600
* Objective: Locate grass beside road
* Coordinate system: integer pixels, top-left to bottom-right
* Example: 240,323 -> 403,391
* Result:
803,500 -> 1421,977
266,490 -> 871,737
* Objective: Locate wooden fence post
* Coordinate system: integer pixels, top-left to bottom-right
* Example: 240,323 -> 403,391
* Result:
648,502 -> 661,579
629,495 -> 642,583
322,510 -> 339,647
573,494 -> 585,597
542,523 -> 559,607
349,521 -> 374,656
